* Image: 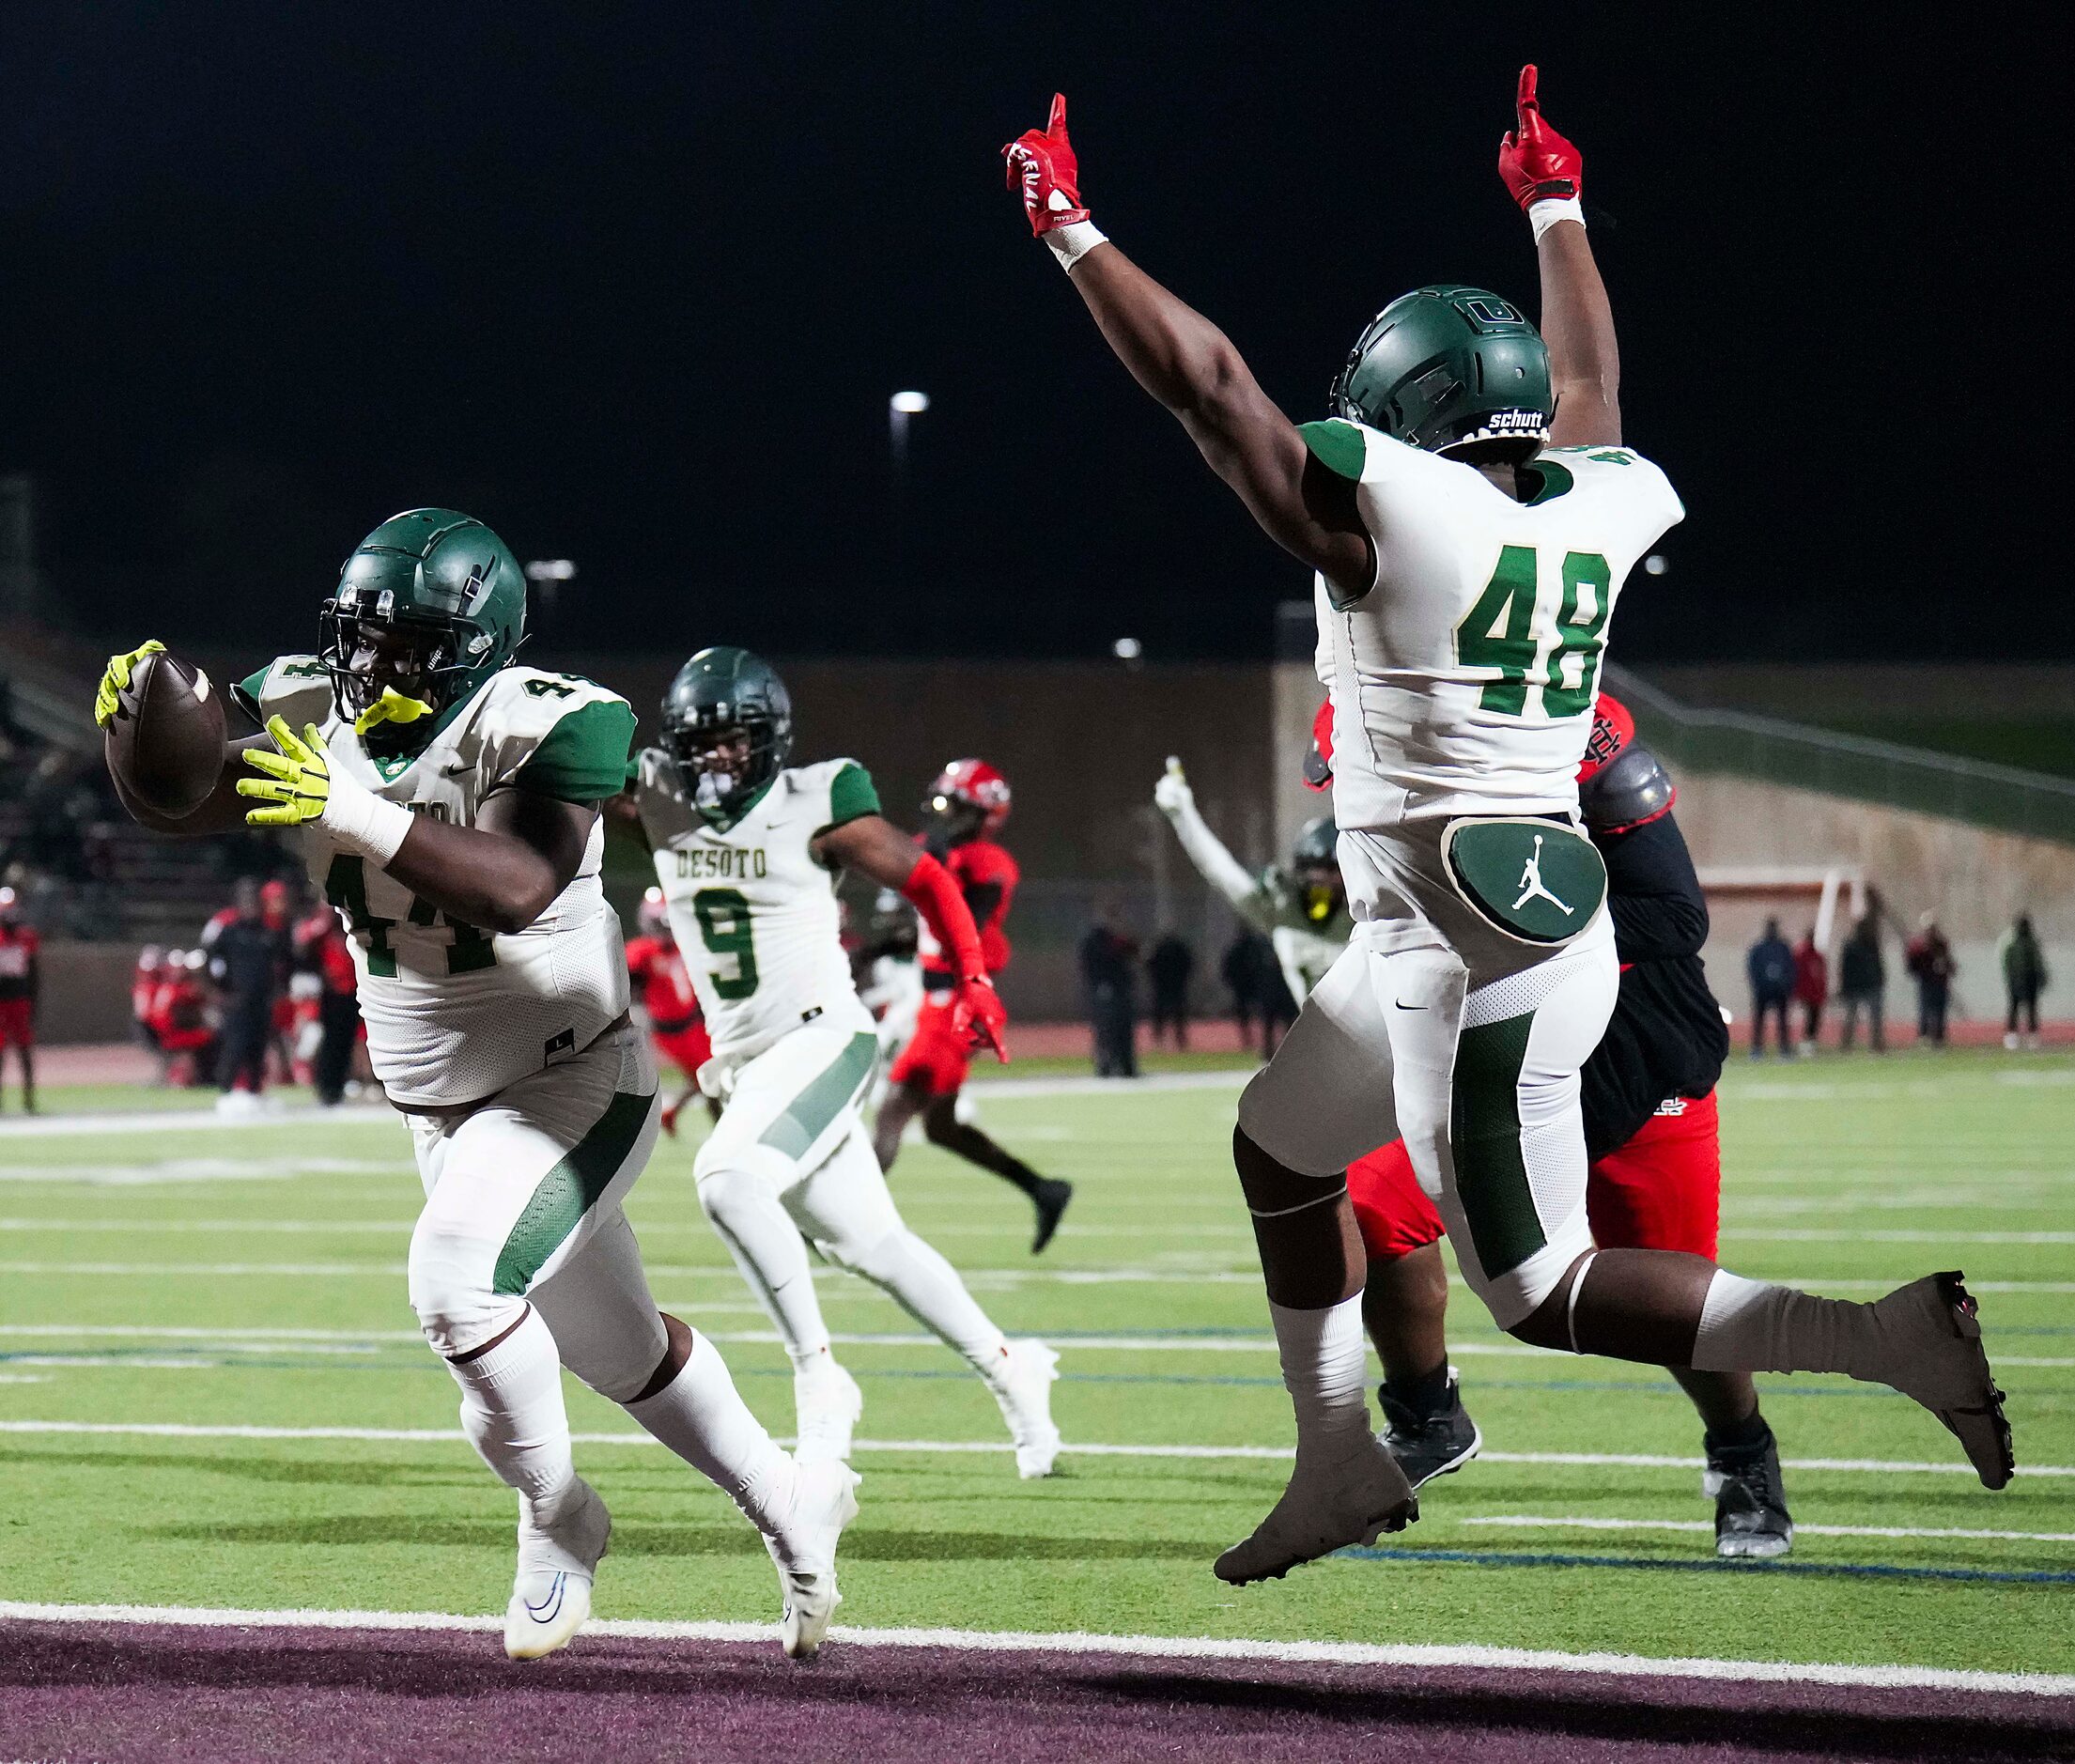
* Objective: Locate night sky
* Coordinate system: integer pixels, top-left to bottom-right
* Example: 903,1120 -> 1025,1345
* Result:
0,7 -> 2054,664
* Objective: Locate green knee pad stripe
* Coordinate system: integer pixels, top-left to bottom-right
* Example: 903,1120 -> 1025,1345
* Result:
492,1088 -> 655,1296
1450,1011 -> 1544,1279
762,1032 -> 878,1161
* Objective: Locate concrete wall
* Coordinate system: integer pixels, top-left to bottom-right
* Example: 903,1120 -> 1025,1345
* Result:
1672,770 -> 2074,1021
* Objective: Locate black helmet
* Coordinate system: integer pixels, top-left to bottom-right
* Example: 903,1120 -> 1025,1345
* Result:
660,645 -> 793,825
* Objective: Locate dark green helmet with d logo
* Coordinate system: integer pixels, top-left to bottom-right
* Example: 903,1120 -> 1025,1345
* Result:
320,509 -> 528,741
660,646 -> 795,824
1329,286 -> 1553,463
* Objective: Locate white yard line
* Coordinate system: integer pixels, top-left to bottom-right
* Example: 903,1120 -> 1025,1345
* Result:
7,1260 -> 2075,1295
1723,1229 -> 2075,1245
0,1418 -> 2067,1477
0,1106 -> 396,1139
0,1600 -> 2068,1697
1462,1514 -> 2075,1544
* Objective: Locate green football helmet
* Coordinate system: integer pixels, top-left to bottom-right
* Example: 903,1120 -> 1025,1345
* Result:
660,645 -> 794,824
319,509 -> 528,745
1329,286 -> 1553,463
1291,814 -> 1344,923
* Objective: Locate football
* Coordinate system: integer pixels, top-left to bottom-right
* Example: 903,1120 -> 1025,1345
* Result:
103,648 -> 227,818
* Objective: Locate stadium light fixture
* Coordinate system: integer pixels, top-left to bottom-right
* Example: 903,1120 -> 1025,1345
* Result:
1643,554 -> 1669,576
890,391 -> 931,414
1112,636 -> 1143,662
524,559 -> 578,583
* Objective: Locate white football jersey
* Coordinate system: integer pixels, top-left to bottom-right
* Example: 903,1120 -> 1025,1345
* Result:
237,657 -> 637,1107
1302,421 -> 1682,830
632,752 -> 879,1060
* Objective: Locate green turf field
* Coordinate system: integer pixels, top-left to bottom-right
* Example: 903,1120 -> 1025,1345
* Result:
2,1049 -> 2070,1675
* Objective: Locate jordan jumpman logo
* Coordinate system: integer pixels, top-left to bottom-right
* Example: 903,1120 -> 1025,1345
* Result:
1511,834 -> 1574,916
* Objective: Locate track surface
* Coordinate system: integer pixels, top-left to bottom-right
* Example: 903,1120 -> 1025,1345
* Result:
3,1618 -> 2072,1764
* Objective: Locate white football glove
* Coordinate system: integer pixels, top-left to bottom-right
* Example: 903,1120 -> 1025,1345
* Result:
1154,755 -> 1194,818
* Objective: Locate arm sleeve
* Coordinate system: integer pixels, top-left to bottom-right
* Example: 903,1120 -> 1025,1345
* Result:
902,852 -> 986,981
1162,796 -> 1278,933
1602,815 -> 1710,963
512,700 -> 639,803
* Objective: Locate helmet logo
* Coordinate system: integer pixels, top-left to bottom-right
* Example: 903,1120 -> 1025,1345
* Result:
1463,295 -> 1525,325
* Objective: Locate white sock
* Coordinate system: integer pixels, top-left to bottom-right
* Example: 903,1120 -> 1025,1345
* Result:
446,1306 -> 574,1509
860,1229 -> 1008,1376
698,1168 -> 834,1365
1692,1269 -> 1889,1382
625,1332 -> 798,1537
1268,1295 -> 1370,1448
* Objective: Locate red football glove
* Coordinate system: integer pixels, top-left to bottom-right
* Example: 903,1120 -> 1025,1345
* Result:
1002,92 -> 1090,237
952,973 -> 1011,1064
1497,65 -> 1583,210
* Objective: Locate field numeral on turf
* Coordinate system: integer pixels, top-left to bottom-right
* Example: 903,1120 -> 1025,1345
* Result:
1457,544 -> 1613,718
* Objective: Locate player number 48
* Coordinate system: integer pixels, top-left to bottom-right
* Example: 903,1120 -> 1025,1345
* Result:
1456,544 -> 1613,719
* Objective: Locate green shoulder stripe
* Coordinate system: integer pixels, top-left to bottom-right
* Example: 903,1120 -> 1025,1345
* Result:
234,663 -> 273,721
826,762 -> 879,828
515,699 -> 639,803
1297,418 -> 1367,483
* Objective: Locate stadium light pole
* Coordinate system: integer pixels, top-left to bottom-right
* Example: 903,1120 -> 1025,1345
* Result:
889,390 -> 930,477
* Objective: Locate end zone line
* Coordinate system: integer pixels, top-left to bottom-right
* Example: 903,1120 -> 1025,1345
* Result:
1463,1514 -> 2075,1544
0,1601 -> 2067,1698
0,1419 -> 2066,1477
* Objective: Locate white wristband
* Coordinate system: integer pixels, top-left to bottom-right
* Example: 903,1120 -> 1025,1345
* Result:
1529,195 -> 1585,243
320,771 -> 416,867
1044,218 -> 1109,272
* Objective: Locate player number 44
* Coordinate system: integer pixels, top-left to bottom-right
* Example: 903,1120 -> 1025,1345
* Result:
1456,544 -> 1613,719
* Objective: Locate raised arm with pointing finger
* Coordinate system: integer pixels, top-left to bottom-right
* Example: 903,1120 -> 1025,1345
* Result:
1499,66 -> 1621,448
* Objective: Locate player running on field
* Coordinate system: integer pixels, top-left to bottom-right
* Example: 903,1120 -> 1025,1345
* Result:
94,512 -> 857,1660
871,762 -> 1075,1253
1005,70 -> 2010,1582
626,884 -> 715,1135
1164,696 -> 1794,1557
627,646 -> 1061,1476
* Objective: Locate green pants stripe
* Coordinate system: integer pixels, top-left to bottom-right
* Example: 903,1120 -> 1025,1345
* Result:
492,1088 -> 655,1296
1449,1012 -> 1544,1279
761,1032 -> 878,1161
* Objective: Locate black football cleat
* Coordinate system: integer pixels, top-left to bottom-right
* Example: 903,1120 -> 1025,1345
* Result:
1030,1179 -> 1074,1255
1377,1371 -> 1482,1492
1703,1423 -> 1794,1558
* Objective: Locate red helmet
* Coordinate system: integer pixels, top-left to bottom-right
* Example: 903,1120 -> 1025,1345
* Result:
639,885 -> 673,938
1302,700 -> 1335,792
1576,692 -> 1635,786
924,758 -> 1012,835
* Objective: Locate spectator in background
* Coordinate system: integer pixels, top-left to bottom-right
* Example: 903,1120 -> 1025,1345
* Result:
1079,902 -> 1139,1078
150,951 -> 217,1087
297,906 -> 364,1106
1146,931 -> 1194,1050
1837,915 -> 1886,1053
1221,928 -> 1263,1053
132,945 -> 169,1084
209,878 -> 287,1113
1906,912 -> 1957,1047
1791,928 -> 1829,1057
0,885 -> 39,1112
1745,918 -> 1793,1059
2001,914 -> 2049,1052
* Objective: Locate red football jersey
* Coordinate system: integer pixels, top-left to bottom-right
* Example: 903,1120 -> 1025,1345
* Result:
919,838 -> 1018,980
626,934 -> 703,1031
0,923 -> 39,1000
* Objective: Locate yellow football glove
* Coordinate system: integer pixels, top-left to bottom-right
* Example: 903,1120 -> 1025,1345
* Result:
238,717 -> 333,827
94,639 -> 166,729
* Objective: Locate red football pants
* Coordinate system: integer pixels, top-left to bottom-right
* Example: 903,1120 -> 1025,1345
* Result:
1348,1090 -> 1722,1262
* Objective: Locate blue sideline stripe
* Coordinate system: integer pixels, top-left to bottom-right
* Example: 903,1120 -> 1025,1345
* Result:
1340,1546 -> 2075,1586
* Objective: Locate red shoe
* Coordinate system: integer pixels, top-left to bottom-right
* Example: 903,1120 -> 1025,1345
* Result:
659,1099 -> 681,1137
